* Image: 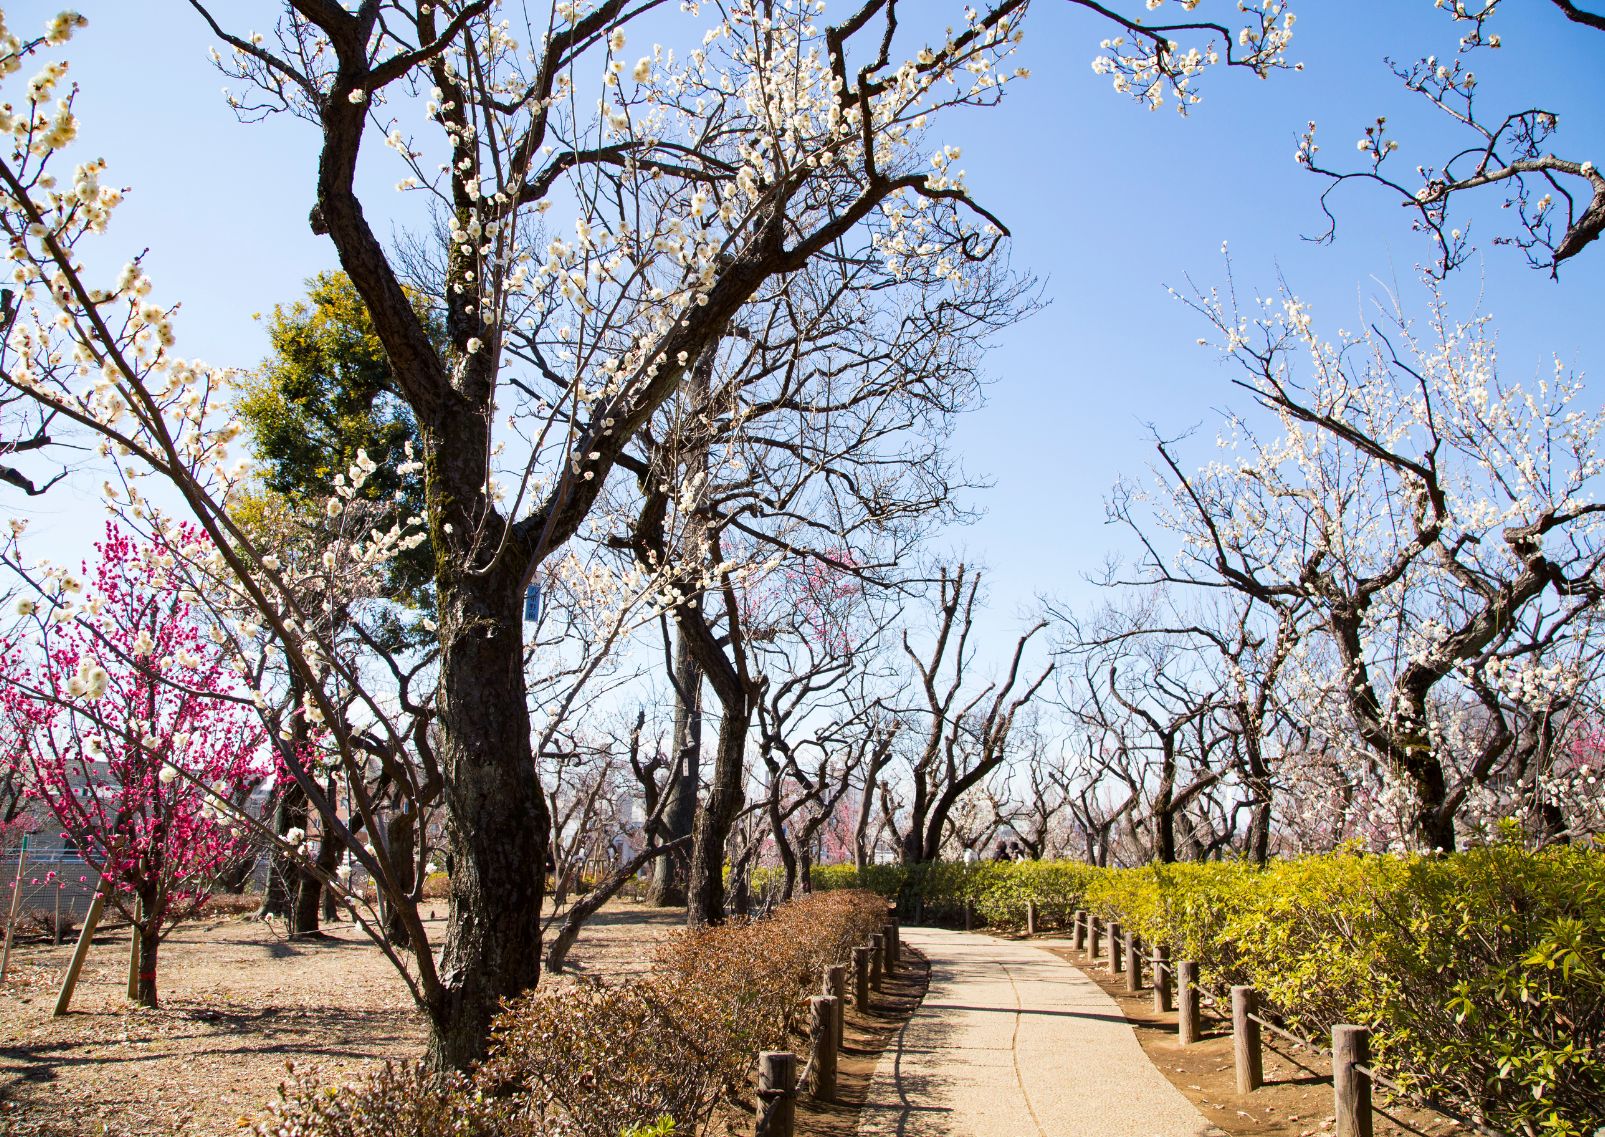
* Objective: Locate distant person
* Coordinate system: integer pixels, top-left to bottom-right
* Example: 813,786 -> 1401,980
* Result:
993,840 -> 1009,862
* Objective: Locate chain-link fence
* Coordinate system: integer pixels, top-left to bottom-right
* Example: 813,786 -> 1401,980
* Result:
1,850 -> 104,941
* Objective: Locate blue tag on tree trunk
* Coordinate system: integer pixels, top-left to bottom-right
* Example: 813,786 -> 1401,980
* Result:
523,584 -> 541,622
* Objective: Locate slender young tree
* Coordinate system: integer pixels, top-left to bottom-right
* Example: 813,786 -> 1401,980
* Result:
0,525 -> 266,1006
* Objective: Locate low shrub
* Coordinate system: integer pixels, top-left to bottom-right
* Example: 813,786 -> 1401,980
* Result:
813,846 -> 1602,1136
483,981 -> 721,1137
252,1062 -> 504,1137
256,890 -> 888,1137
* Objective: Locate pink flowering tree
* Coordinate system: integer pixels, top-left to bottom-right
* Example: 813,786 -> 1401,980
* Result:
0,524 -> 267,1007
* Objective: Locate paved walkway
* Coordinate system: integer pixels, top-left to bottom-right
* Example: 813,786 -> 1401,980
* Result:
858,926 -> 1217,1137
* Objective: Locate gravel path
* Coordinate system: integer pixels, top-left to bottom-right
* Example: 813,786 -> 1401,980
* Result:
857,927 -> 1220,1137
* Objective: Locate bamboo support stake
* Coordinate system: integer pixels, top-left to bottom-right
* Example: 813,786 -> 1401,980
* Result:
54,850 -> 121,1017
0,837 -> 29,982
126,919 -> 141,1001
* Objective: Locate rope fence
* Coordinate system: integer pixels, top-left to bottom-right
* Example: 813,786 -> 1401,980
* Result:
751,912 -> 900,1137
1066,909 -> 1511,1137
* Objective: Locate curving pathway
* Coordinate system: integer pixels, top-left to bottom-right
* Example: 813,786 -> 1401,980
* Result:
857,926 -> 1219,1137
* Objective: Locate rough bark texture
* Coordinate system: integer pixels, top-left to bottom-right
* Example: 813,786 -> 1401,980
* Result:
423,543 -> 549,1072
647,631 -> 701,907
687,701 -> 751,926
135,921 -> 159,1008
383,803 -> 417,948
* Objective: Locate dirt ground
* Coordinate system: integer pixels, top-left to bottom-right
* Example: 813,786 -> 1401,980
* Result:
1039,941 -> 1472,1137
0,899 -> 686,1137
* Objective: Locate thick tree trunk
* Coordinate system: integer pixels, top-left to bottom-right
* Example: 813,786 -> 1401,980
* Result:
648,630 -> 701,907
135,920 -> 158,1008
384,803 -> 417,948
424,563 -> 549,1072
1247,795 -> 1272,865
291,828 -> 336,939
259,781 -> 308,922
1393,715 -> 1457,852
770,788 -> 799,901
687,703 -> 750,926
1154,745 -> 1178,864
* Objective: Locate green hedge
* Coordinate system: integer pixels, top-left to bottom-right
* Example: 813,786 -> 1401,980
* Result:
795,846 -> 1605,1136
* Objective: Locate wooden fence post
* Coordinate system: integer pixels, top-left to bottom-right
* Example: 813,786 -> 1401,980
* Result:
758,1050 -> 796,1137
1125,931 -> 1142,993
1177,960 -> 1201,1046
1088,915 -> 1102,960
1232,986 -> 1263,1093
1026,900 -> 1038,935
853,946 -> 871,1011
1110,920 -> 1124,973
1333,1025 -> 1373,1137
825,964 -> 847,1050
809,995 -> 839,1101
869,933 -> 884,991
1152,943 -> 1172,1014
888,917 -> 900,966
1072,909 -> 1086,950
881,922 -> 897,975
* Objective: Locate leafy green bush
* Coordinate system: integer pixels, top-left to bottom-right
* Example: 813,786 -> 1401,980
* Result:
812,847 -> 1603,1136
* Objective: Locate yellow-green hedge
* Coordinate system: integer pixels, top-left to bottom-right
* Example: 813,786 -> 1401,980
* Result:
797,846 -> 1605,1136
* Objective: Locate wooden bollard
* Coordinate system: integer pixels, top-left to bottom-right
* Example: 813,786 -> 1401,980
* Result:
1026,900 -> 1038,935
825,965 -> 847,1051
888,918 -> 900,965
853,946 -> 871,1011
809,995 -> 839,1101
1177,960 -> 1201,1046
1333,1025 -> 1373,1137
1088,915 -> 1102,960
1124,931 -> 1142,993
1072,909 -> 1086,950
1152,943 -> 1172,1014
758,1050 -> 797,1137
1232,986 -> 1263,1093
881,922 -> 897,974
1110,920 -> 1124,973
869,934 -> 884,991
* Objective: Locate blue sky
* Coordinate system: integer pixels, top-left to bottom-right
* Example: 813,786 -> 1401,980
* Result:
12,0 -> 1605,655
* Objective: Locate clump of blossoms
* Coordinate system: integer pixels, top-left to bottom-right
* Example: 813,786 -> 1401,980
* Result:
1090,0 -> 1297,112
1138,270 -> 1605,851
0,523 -> 268,1008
